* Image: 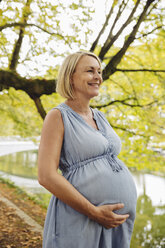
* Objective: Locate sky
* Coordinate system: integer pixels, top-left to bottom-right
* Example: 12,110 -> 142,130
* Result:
0,0 -> 163,77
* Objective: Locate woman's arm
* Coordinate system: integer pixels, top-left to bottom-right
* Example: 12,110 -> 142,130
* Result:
38,109 -> 129,229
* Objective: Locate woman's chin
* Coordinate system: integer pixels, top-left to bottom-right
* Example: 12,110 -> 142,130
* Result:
88,91 -> 99,99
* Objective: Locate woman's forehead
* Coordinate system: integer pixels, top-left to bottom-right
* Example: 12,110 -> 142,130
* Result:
76,55 -> 101,69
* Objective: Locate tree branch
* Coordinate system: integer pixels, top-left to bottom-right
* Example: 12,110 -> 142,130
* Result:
146,0 -> 158,16
32,97 -> 46,119
102,0 -> 157,80
91,98 -> 158,109
123,72 -> 140,105
98,0 -> 127,56
136,25 -> 163,39
109,124 -> 148,137
0,70 -> 56,98
9,0 -> 32,71
116,68 -> 165,73
109,78 -> 131,95
90,1 -> 114,52
0,22 -> 65,39
91,98 -> 135,108
99,0 -> 141,60
9,29 -> 24,70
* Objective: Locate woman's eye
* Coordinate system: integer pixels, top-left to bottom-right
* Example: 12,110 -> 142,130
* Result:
87,70 -> 102,75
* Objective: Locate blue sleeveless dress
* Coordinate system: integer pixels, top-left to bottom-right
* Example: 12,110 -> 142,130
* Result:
43,103 -> 137,248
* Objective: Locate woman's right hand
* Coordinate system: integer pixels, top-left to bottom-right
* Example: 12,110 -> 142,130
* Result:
91,203 -> 129,229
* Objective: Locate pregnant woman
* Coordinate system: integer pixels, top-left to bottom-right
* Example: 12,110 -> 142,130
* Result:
38,51 -> 137,248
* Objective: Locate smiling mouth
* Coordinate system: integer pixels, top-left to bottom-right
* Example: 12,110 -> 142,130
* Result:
88,83 -> 99,87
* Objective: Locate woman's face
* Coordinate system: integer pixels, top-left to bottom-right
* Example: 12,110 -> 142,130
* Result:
71,55 -> 102,100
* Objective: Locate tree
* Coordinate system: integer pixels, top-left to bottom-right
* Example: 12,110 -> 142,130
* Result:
0,0 -> 164,170
0,0 -> 164,117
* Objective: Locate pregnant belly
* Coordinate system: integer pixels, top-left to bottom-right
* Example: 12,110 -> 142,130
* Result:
68,158 -> 137,221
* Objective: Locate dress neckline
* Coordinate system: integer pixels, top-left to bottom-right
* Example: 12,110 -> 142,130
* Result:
61,102 -> 101,132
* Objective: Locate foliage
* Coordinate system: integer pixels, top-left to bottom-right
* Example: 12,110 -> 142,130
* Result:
91,36 -> 165,171
131,193 -> 165,247
0,0 -> 165,172
0,88 -> 43,137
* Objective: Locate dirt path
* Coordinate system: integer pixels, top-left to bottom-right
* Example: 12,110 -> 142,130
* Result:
0,179 -> 47,247
0,193 -> 43,234
0,200 -> 42,248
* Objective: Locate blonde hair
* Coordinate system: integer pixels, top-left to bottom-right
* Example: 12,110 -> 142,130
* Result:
56,51 -> 101,99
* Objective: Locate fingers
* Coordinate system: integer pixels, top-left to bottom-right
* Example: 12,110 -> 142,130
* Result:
111,203 -> 129,221
113,213 -> 129,221
113,216 -> 128,225
103,218 -> 127,229
94,203 -> 130,229
104,215 -> 128,229
111,203 -> 124,211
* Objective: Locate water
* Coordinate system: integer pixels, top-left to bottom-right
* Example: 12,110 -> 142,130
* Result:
0,150 -> 165,247
0,140 -> 38,156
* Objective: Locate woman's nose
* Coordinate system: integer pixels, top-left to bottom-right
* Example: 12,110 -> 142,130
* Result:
94,71 -> 102,81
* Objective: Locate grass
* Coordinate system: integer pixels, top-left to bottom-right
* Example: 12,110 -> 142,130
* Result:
0,176 -> 51,209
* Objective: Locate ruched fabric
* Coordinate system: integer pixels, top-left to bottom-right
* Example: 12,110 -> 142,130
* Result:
43,103 -> 137,248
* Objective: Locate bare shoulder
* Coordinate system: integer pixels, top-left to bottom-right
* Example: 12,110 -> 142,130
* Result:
41,108 -> 64,136
38,108 -> 64,172
44,108 -> 63,127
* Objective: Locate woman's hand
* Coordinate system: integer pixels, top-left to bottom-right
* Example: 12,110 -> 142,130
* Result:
91,203 -> 129,229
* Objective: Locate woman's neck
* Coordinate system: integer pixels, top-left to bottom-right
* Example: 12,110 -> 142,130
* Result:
65,99 -> 91,115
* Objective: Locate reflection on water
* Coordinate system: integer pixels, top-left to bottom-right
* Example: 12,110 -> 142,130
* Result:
132,172 -> 165,207
0,150 -> 165,247
0,150 -> 38,179
131,194 -> 165,248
